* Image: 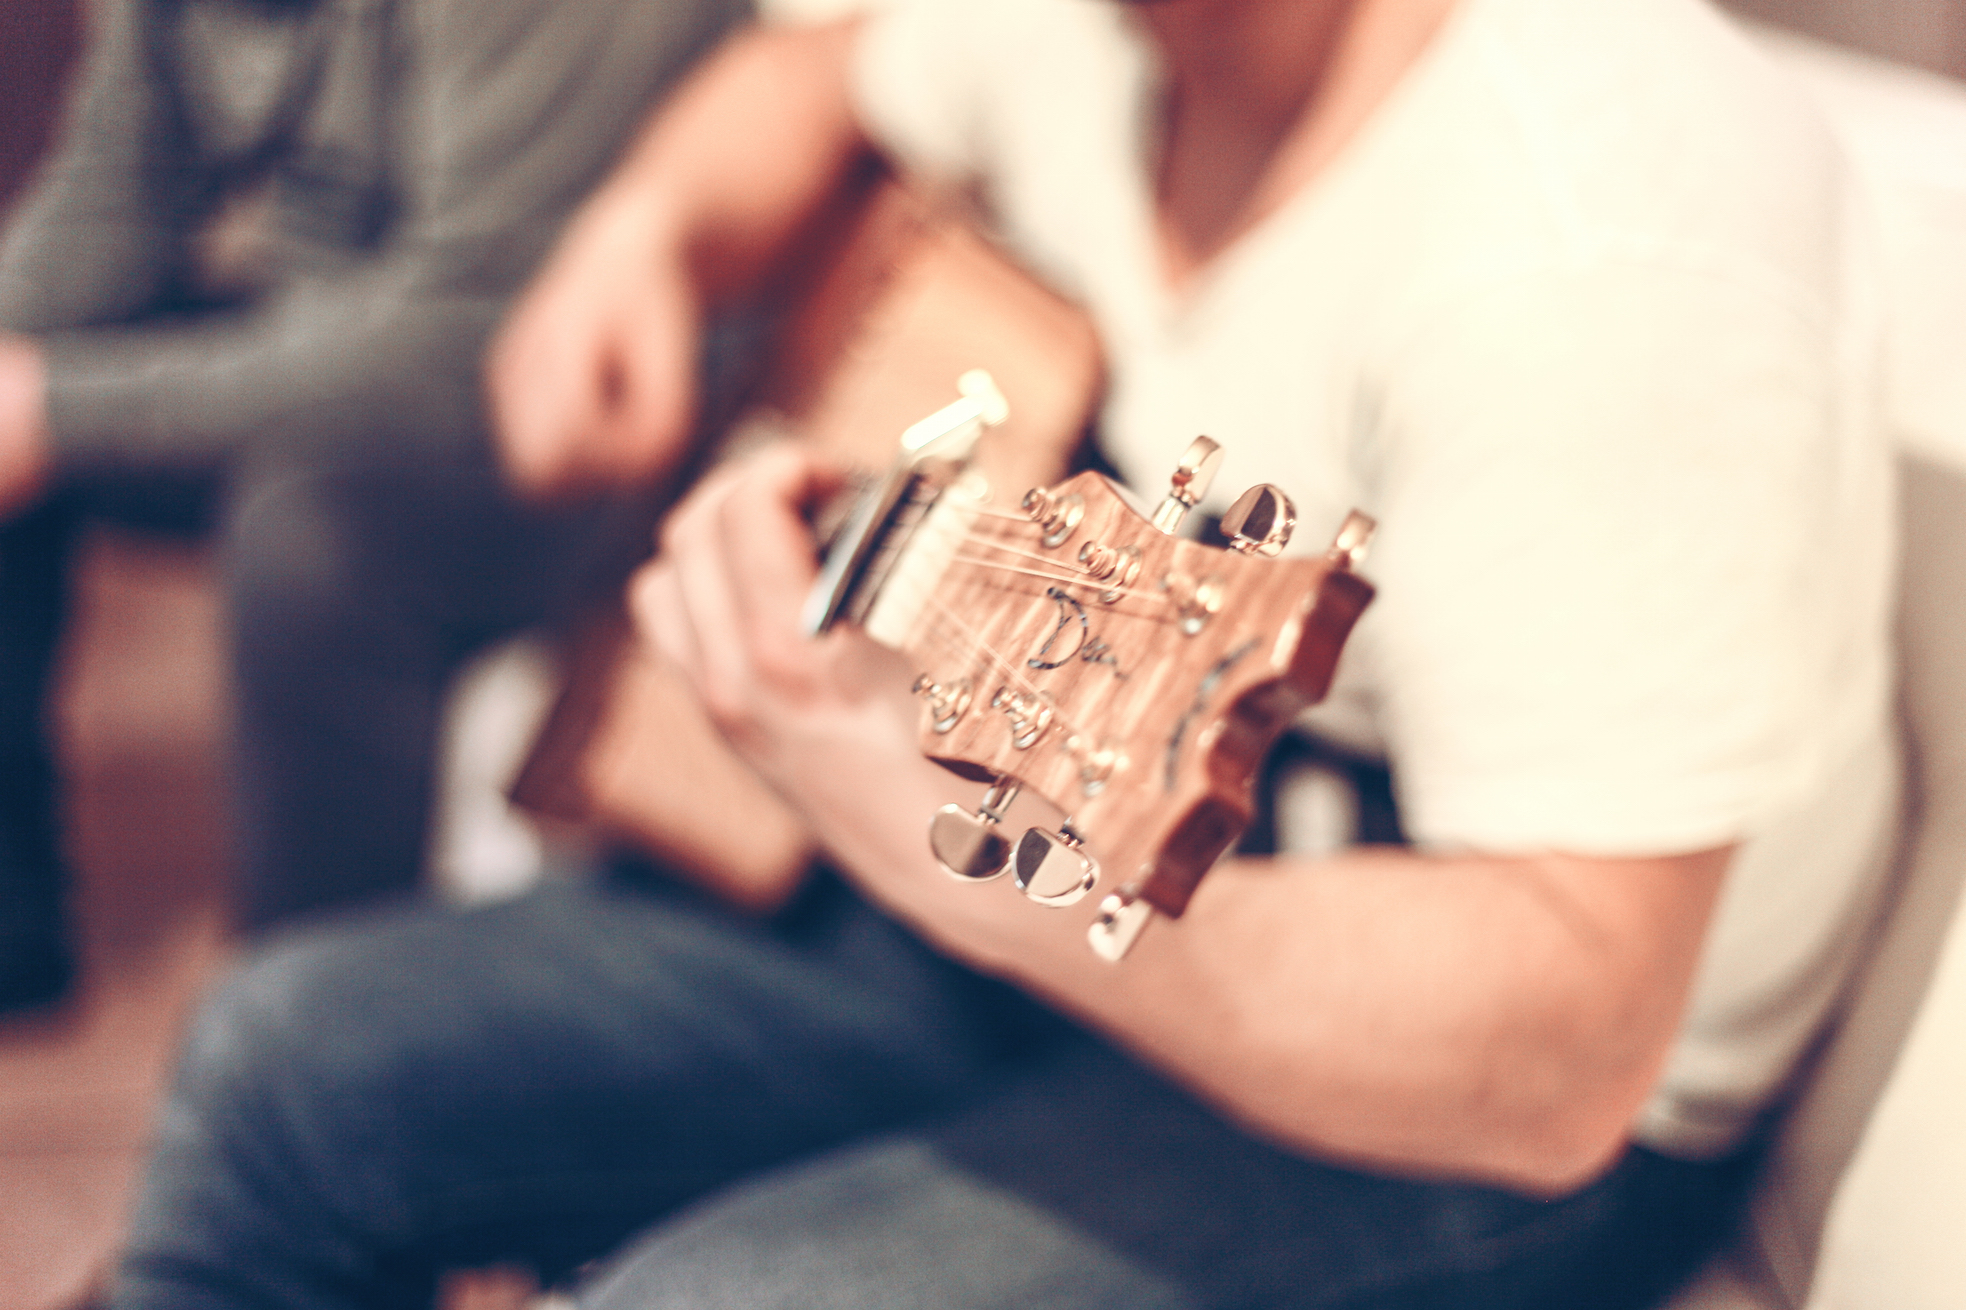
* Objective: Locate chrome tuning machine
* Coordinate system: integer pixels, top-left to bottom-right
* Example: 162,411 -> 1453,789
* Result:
1011,822 -> 1099,906
930,778 -> 1019,881
1222,483 -> 1297,556
1152,436 -> 1224,534
1088,886 -> 1156,962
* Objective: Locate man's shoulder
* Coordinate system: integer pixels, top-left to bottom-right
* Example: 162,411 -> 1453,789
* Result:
1457,0 -> 1852,281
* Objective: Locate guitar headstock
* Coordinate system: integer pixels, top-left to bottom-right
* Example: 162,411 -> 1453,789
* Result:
865,434 -> 1376,960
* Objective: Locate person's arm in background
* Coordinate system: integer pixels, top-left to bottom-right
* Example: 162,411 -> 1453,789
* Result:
0,0 -> 199,513
487,18 -> 873,500
0,0 -> 749,508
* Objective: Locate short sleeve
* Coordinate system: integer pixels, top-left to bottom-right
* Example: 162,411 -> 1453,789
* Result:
850,0 -> 993,184
1364,257 -> 1893,856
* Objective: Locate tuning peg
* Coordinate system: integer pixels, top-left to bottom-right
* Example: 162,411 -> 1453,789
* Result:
1222,484 -> 1296,557
1328,510 -> 1376,569
913,674 -> 972,734
1088,888 -> 1156,962
930,779 -> 1019,881
1012,823 -> 1099,906
1151,436 -> 1224,534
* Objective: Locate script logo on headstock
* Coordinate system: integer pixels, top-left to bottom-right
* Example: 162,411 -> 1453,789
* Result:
1027,587 -> 1127,678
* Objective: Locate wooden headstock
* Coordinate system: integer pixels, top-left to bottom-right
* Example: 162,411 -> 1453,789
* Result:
843,426 -> 1376,960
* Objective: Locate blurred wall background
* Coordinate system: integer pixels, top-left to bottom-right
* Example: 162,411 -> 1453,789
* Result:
1723,0 -> 1966,78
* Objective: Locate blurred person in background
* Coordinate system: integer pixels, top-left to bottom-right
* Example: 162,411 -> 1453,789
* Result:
0,0 -> 749,1014
103,0 -> 1899,1306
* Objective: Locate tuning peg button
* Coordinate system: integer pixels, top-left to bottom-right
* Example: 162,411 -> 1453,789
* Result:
1222,484 -> 1297,557
1328,510 -> 1377,569
930,779 -> 1019,881
1089,889 -> 1156,962
1013,825 -> 1099,906
931,807 -> 1011,881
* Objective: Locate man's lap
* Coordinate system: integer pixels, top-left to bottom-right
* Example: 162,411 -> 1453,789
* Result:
116,870 -> 1753,1309
115,870 -> 1045,1305
580,1030 -> 1753,1310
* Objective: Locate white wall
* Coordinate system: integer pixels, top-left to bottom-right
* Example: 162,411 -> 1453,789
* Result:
1723,0 -> 1966,77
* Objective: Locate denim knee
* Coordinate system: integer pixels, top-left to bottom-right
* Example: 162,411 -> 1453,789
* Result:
163,923 -> 432,1233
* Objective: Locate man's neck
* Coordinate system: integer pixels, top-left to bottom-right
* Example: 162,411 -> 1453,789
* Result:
1136,0 -> 1459,282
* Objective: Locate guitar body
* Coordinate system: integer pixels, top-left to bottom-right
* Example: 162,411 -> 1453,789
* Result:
511,182 -> 1104,908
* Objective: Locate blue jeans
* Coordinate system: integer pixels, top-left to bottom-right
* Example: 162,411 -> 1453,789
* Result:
110,869 -> 1752,1310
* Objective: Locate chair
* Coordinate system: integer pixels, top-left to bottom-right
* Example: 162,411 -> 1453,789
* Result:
1664,29 -> 1966,1310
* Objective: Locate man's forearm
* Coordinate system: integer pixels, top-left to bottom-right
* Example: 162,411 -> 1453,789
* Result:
595,18 -> 874,306
640,447 -> 1736,1197
797,739 -> 1728,1194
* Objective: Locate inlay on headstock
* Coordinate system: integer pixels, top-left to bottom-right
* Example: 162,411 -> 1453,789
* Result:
815,379 -> 1377,961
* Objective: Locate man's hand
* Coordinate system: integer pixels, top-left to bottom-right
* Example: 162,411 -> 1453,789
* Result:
0,334 -> 52,519
631,443 -> 926,806
487,190 -> 701,500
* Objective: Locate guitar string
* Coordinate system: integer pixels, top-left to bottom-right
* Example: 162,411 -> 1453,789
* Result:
944,524 -> 1174,609
906,588 -> 1080,720
958,505 -> 1043,523
901,588 -> 1104,747
868,493 -> 1211,739
943,551 -> 1171,606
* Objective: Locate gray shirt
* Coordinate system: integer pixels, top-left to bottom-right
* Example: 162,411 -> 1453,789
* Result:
0,0 -> 747,475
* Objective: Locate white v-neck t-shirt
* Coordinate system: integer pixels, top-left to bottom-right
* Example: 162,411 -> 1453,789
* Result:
853,0 -> 1898,1157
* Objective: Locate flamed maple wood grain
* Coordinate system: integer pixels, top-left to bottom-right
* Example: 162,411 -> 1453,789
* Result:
896,471 -> 1373,916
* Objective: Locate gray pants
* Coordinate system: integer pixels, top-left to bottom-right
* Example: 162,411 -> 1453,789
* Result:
0,442 -> 648,947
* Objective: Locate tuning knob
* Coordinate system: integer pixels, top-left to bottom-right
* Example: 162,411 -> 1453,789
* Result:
1222,484 -> 1296,557
1088,888 -> 1156,962
930,779 -> 1019,881
912,674 -> 972,734
1328,510 -> 1377,569
1012,824 -> 1099,906
1151,436 -> 1224,534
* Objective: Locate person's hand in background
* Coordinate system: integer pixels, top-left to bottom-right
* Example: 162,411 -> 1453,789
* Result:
0,333 -> 50,519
